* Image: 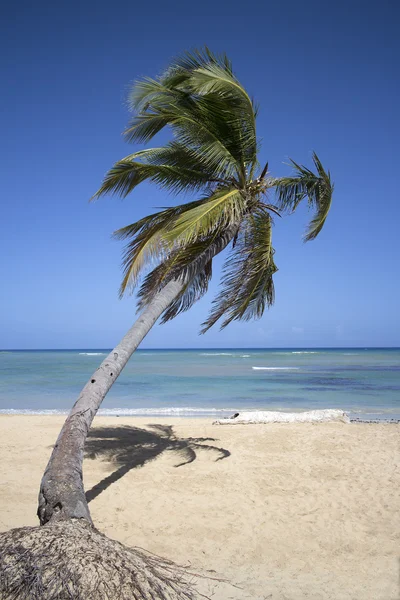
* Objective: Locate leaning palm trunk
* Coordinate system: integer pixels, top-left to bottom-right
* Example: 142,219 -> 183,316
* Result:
38,278 -> 184,525
38,218 -> 237,525
1,271 -> 225,600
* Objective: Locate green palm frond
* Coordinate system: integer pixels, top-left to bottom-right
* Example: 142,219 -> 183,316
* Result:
164,187 -> 244,246
274,152 -> 334,241
136,142 -> 223,177
93,48 -> 333,333
124,101 -> 244,181
159,261 -> 212,323
160,48 -> 258,168
113,199 -> 211,296
193,93 -> 258,176
124,49 -> 258,183
128,48 -> 232,112
113,193 -> 241,298
161,47 -> 234,82
186,64 -> 257,156
115,217 -> 171,297
160,47 -> 255,124
92,160 -> 209,198
91,143 -> 228,200
127,77 -> 180,113
137,227 -> 236,311
201,212 -> 277,332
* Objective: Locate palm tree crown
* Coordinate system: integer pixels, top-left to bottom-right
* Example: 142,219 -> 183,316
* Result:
93,48 -> 334,332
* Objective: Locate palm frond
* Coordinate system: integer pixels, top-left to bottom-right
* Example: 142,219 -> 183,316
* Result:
127,77 -> 181,113
187,63 -> 256,131
124,100 -> 244,181
159,47 -> 254,125
201,211 -> 277,332
92,142 -> 234,201
161,47 -> 234,82
164,187 -> 244,246
113,192 -> 241,298
183,62 -> 257,172
123,112 -> 172,144
192,92 -> 258,176
127,48 -> 232,111
160,261 -> 212,322
124,48 -> 258,182
274,152 -> 334,241
137,227 -> 236,309
116,220 -> 170,297
92,151 -> 223,200
113,199 -> 212,296
92,48 -> 333,334
93,160 -> 206,199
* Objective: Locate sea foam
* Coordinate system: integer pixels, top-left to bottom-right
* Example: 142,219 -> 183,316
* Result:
200,353 -> 234,356
252,367 -> 300,370
0,407 -> 239,416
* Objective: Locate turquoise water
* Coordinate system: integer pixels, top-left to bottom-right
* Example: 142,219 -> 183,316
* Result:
0,348 -> 399,420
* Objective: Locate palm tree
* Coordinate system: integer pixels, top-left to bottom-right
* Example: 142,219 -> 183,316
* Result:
37,48 -> 333,528
0,48 -> 335,599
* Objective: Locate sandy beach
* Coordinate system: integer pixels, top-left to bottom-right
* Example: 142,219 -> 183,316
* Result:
0,416 -> 399,599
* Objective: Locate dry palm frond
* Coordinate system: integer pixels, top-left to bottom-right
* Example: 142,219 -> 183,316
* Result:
0,520 -> 212,600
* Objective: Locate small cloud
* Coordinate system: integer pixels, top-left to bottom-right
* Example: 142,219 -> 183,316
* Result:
292,327 -> 304,334
335,325 -> 344,338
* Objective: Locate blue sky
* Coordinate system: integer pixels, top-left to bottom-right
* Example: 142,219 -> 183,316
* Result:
1,0 -> 399,349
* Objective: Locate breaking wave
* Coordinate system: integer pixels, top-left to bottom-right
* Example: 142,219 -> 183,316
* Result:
1,407 -> 396,422
252,367 -> 300,371
0,407 -> 239,417
200,353 -> 234,356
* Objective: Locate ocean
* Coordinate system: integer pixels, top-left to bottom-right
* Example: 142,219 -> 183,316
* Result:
0,348 -> 399,421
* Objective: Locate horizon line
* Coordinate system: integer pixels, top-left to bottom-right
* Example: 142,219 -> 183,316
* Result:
2,346 -> 400,351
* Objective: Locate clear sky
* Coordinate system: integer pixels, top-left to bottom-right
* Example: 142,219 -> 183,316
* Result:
1,0 -> 399,349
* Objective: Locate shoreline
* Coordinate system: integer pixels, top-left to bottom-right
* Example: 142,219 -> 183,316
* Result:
1,409 -> 399,423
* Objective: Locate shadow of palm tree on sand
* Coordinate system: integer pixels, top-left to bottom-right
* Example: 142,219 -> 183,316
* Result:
85,424 -> 230,503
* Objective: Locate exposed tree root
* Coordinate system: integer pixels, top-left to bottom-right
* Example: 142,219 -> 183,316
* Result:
0,520 -> 205,600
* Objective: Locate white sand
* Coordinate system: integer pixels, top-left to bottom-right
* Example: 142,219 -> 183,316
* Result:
0,416 -> 399,599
